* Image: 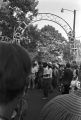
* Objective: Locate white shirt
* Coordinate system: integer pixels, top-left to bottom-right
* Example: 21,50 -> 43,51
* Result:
48,68 -> 52,78
43,66 -> 49,78
32,67 -> 37,74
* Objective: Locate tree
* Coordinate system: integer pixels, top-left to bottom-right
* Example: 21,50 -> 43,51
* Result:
0,0 -> 38,39
63,42 -> 73,61
39,25 -> 67,62
20,24 -> 41,52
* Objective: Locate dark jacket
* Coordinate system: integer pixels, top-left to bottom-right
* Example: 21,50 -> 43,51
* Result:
63,68 -> 73,85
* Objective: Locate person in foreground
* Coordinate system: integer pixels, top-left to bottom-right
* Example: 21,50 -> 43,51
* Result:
0,42 -> 31,120
40,80 -> 81,120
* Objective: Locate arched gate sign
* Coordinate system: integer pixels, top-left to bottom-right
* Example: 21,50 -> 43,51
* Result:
12,13 -> 73,43
32,13 -> 73,37
0,13 -> 73,42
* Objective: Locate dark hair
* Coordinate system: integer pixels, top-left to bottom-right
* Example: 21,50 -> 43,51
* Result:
43,62 -> 48,68
66,62 -> 70,68
0,42 -> 31,104
48,64 -> 52,68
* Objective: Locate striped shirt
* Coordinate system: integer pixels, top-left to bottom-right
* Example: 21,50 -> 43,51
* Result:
40,89 -> 81,120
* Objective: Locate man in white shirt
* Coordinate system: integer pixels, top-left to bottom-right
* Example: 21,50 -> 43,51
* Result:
42,62 -> 50,99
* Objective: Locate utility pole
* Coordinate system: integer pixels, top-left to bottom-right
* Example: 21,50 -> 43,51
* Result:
73,10 -> 76,60
61,8 -> 77,61
73,10 -> 76,39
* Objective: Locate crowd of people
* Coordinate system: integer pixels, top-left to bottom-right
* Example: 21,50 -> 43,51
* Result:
1,41 -> 81,120
40,61 -> 81,120
28,60 -> 81,98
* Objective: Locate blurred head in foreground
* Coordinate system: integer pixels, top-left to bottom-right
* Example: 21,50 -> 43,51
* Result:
0,42 -> 31,118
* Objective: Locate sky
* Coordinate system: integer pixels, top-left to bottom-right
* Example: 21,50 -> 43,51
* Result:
33,0 -> 81,40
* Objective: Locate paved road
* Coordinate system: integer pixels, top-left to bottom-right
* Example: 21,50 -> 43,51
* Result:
24,88 -> 60,120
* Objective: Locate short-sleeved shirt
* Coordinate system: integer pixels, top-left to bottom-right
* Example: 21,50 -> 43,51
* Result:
48,68 -> 52,78
43,66 -> 49,78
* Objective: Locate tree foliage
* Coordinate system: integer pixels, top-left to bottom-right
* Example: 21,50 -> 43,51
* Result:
38,25 -> 67,62
0,0 -> 38,39
63,42 -> 73,61
20,24 -> 40,52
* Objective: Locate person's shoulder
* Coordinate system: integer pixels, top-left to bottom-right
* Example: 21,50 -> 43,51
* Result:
43,94 -> 70,109
40,94 -> 71,120
51,94 -> 69,102
65,68 -> 72,72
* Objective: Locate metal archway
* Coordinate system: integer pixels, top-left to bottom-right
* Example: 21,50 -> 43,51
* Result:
32,13 -> 73,37
10,12 -> 73,43
13,13 -> 73,41
0,13 -> 73,44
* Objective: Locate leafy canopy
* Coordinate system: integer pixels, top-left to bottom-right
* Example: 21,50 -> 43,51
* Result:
0,0 -> 38,39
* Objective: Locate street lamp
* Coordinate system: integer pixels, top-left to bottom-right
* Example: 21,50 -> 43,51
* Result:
61,8 -> 76,60
61,8 -> 76,38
